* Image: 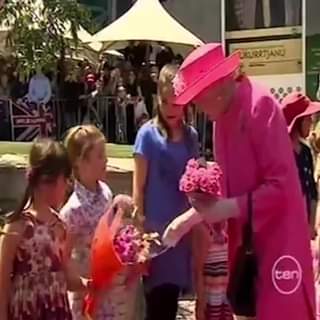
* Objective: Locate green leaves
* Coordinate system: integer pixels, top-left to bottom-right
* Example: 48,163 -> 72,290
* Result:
0,0 -> 90,76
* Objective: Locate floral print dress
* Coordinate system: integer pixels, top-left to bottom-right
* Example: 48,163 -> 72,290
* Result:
61,181 -> 131,320
9,212 -> 72,320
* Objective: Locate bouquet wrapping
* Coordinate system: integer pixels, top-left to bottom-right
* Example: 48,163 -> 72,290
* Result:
83,195 -> 161,318
179,158 -> 226,231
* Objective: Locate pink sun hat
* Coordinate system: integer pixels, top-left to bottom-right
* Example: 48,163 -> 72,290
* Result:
281,92 -> 320,133
172,43 -> 241,106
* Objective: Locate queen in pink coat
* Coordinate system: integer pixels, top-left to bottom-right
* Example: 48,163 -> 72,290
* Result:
162,43 -> 316,320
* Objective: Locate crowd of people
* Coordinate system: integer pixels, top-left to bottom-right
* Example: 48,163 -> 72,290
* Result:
0,43 -> 189,146
1,41 -> 320,320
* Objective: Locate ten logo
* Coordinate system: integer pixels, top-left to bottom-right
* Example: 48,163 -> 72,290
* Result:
271,255 -> 302,295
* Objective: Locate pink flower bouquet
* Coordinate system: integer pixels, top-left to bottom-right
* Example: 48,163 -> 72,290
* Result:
113,224 -> 160,264
180,158 -> 223,197
179,158 -> 226,236
84,195 -> 162,318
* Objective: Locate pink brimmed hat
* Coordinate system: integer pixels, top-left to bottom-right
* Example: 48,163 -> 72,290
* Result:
172,43 -> 241,106
281,93 -> 320,133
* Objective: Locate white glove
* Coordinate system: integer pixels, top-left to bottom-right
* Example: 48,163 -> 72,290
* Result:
209,198 -> 240,221
190,197 -> 240,223
162,208 -> 202,248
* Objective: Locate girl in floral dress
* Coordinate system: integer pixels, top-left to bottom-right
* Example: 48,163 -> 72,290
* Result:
0,139 -> 90,320
61,125 -> 134,320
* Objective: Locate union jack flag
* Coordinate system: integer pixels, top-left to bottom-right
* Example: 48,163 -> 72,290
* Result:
10,97 -> 56,141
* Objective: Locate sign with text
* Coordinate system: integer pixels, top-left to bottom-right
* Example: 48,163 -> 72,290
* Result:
223,0 -> 304,77
229,38 -> 302,76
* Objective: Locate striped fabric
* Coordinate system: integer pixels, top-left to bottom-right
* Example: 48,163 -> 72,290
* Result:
203,223 -> 233,320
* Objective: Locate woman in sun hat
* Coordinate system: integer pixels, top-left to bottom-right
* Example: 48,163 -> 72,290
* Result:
282,93 -> 320,233
161,43 -> 315,320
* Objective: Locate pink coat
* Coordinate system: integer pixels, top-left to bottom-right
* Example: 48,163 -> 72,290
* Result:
215,78 -> 315,319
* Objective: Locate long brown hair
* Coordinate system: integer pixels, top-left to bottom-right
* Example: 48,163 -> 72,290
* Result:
154,64 -> 181,139
10,138 -> 71,221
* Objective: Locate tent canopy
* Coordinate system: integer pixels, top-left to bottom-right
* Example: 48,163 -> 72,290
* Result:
91,0 -> 203,54
64,24 -> 123,54
64,24 -> 93,43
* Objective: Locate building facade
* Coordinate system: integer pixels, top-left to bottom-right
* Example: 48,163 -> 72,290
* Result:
79,0 -> 320,100
163,0 -> 221,42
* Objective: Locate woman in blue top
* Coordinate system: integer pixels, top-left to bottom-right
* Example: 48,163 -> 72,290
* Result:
133,64 -> 198,320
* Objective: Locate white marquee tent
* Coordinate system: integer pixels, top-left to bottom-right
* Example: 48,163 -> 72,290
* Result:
64,26 -> 124,61
91,0 -> 204,54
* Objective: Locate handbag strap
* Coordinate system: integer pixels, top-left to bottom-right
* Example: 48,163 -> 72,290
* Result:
243,192 -> 253,252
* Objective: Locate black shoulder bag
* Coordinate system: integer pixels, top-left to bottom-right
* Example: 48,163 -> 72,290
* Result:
227,192 -> 257,317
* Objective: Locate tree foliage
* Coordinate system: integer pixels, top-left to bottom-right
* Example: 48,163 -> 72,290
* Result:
0,0 -> 90,75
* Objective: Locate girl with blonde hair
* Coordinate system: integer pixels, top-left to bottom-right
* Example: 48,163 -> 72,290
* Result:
60,125 -> 119,319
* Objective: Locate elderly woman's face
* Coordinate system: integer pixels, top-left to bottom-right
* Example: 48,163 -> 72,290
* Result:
194,77 -> 236,121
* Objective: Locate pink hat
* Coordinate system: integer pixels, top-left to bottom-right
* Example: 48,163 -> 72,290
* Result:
281,93 -> 320,133
172,43 -> 241,106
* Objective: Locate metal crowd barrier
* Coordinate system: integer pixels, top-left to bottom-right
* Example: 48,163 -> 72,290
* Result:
52,96 -> 138,144
0,95 -> 212,155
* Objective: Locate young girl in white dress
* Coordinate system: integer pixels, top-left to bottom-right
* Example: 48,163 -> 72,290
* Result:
61,125 -> 133,319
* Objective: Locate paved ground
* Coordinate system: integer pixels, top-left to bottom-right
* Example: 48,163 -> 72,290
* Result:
177,300 -> 196,319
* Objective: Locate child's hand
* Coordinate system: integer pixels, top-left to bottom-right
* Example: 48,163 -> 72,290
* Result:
112,195 -> 135,219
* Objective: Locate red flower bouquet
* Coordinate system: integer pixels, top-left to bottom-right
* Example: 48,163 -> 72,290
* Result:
83,195 -> 161,319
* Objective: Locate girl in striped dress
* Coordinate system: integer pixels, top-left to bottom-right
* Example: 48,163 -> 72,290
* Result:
194,222 -> 233,320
